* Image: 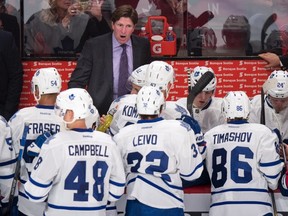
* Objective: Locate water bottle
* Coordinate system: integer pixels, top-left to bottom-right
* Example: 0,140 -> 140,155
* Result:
96,108 -> 117,132
139,27 -> 148,39
165,26 -> 174,41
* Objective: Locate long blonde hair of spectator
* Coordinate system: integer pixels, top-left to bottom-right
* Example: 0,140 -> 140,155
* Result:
39,0 -> 71,26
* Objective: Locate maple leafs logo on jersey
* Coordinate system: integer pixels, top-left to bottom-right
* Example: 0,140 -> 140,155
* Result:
180,121 -> 191,131
175,104 -> 189,115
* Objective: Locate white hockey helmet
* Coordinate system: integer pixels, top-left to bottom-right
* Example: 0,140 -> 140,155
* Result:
267,70 -> 288,98
55,88 -> 98,124
145,61 -> 175,96
136,86 -> 165,115
222,91 -> 250,120
190,66 -> 217,91
127,64 -> 149,89
31,67 -> 62,102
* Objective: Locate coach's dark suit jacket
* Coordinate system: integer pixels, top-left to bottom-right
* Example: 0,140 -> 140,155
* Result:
280,56 -> 288,69
0,13 -> 20,49
0,30 -> 23,120
68,32 -> 151,115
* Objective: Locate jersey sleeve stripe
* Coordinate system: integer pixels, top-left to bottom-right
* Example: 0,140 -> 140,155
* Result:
0,173 -> 14,179
109,179 -> 126,187
108,191 -> 122,199
259,159 -> 282,167
19,191 -> 29,199
0,158 -> 17,166
127,177 -> 136,185
106,205 -> 117,210
180,161 -> 203,177
25,189 -> 46,201
263,172 -> 281,179
29,176 -> 53,188
162,179 -> 183,190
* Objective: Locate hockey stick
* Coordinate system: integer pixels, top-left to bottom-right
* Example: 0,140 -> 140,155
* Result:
260,78 -> 278,216
261,13 -> 277,51
260,87 -> 265,125
191,10 -> 214,28
8,123 -> 29,212
187,71 -> 214,117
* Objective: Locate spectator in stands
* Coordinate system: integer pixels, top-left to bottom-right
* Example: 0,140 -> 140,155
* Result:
215,15 -> 252,56
0,30 -> 23,121
0,0 -> 20,48
24,0 -> 110,56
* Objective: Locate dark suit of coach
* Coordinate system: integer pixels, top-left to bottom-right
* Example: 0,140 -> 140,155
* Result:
0,30 -> 23,120
68,5 -> 151,115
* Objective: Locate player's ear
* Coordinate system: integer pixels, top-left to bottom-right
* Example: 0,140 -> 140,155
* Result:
35,86 -> 40,100
64,110 -> 74,122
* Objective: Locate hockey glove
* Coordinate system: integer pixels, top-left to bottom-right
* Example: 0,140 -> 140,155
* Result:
180,114 -> 205,147
27,131 -> 52,157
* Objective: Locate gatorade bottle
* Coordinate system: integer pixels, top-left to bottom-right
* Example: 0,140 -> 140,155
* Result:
165,26 -> 175,41
139,27 -> 148,39
96,108 -> 117,132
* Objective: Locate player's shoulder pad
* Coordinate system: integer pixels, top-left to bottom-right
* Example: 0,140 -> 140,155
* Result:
165,119 -> 192,132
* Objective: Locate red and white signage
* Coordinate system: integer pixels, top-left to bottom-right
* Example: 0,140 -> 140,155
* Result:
20,59 -> 273,108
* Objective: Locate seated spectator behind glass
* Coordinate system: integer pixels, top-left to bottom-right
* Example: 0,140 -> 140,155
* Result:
215,15 -> 252,56
24,0 -> 110,56
77,0 -> 112,52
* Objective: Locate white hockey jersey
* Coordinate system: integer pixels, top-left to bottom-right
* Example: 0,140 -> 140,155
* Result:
109,94 -> 190,135
249,94 -> 288,142
113,118 -> 204,209
8,105 -> 65,216
177,97 -> 225,133
204,121 -> 283,216
24,129 -> 126,216
0,115 -> 17,204
108,94 -> 139,136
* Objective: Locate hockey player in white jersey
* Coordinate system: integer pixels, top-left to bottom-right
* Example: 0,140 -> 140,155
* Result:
249,70 -> 288,144
8,67 -> 64,216
108,60 -> 190,136
24,88 -> 126,216
127,64 -> 149,94
0,115 -> 17,215
145,61 -> 190,120
176,66 -> 225,134
177,66 -> 224,187
113,86 -> 203,216
204,91 -> 283,216
104,64 -> 149,135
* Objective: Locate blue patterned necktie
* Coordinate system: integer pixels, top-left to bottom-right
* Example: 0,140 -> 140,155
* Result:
118,44 -> 129,97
